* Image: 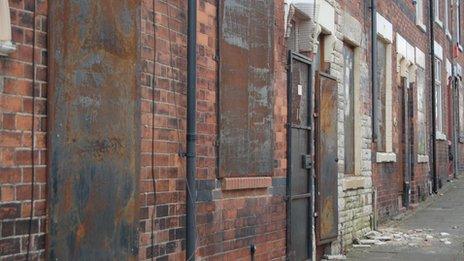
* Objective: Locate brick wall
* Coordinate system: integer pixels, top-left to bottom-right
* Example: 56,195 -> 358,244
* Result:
139,0 -> 287,260
372,0 -> 438,221
139,0 -> 188,259
0,0 -> 47,259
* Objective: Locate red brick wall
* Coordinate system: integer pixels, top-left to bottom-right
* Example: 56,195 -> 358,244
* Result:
139,0 -> 287,260
139,0 -> 188,259
373,0 -> 435,220
0,0 -> 48,259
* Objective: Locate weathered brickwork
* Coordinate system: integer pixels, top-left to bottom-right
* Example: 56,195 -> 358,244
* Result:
0,1 -> 47,259
139,0 -> 287,260
372,0 -> 431,221
1,0 -> 464,260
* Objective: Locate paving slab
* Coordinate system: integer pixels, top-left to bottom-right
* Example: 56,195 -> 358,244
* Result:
347,178 -> 464,261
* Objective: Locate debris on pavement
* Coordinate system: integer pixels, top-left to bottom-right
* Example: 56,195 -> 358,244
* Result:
352,228 -> 455,249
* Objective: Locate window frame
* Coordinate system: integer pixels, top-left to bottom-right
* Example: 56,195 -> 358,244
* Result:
434,0 -> 441,23
435,58 -> 444,134
457,0 -> 463,48
375,36 -> 395,163
342,43 -> 356,175
416,67 -> 427,155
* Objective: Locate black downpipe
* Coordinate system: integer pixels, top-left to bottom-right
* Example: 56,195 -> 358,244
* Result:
428,0 -> 439,193
186,0 -> 197,259
452,73 -> 459,179
371,0 -> 378,141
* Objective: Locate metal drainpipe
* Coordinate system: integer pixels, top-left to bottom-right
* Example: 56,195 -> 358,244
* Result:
452,69 -> 459,179
451,11 -> 460,180
186,0 -> 197,259
429,0 -> 439,193
371,0 -> 378,142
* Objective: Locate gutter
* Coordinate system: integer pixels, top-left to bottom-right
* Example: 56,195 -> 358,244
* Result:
186,0 -> 197,259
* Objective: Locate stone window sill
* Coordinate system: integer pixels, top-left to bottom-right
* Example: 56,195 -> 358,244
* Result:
436,131 -> 447,141
343,176 -> 369,191
435,19 -> 443,28
446,30 -> 452,40
458,44 -> 463,53
417,23 -> 427,33
376,152 -> 397,163
0,41 -> 15,56
417,154 -> 429,163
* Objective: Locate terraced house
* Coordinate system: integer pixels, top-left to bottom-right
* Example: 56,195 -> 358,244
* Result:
0,0 -> 463,260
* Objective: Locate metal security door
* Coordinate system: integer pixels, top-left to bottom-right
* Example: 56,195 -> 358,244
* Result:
287,52 -> 314,261
315,72 -> 339,245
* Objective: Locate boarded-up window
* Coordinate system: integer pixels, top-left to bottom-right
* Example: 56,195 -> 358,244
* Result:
376,39 -> 387,151
417,68 -> 427,154
343,44 -> 355,175
219,0 -> 274,177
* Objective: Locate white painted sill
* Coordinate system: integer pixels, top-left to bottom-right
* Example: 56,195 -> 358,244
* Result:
417,154 -> 429,163
435,19 -> 443,28
417,23 -> 427,33
458,44 -> 463,53
0,41 -> 15,56
446,30 -> 452,40
436,131 -> 447,141
376,152 -> 397,163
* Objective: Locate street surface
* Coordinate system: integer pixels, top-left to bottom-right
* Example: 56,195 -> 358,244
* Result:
347,178 -> 464,261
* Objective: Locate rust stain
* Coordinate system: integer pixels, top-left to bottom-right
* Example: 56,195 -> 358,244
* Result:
219,0 -> 275,177
315,73 -> 339,245
47,0 -> 141,259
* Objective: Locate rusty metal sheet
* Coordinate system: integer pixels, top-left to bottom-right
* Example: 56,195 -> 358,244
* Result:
315,72 -> 339,245
218,0 -> 275,177
47,1 -> 140,259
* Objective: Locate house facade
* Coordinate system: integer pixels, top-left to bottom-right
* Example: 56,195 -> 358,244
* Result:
0,0 -> 464,260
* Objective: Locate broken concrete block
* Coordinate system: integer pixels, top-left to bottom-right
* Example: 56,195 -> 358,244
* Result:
323,254 -> 347,260
352,244 -> 371,248
364,231 -> 382,239
359,239 -> 382,245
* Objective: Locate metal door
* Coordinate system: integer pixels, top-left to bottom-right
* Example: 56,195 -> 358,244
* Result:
402,78 -> 414,207
315,72 -> 339,245
287,52 -> 314,260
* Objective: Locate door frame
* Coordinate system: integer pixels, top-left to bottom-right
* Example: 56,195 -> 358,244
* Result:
286,51 -> 315,260
402,77 -> 413,208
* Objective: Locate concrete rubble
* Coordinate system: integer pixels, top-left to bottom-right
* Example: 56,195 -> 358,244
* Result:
352,228 -> 454,248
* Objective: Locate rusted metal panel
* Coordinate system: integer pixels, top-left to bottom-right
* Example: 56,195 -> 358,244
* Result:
218,0 -> 275,177
315,72 -> 339,245
47,1 -> 140,259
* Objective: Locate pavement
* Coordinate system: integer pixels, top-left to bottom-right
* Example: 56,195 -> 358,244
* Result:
347,177 -> 464,261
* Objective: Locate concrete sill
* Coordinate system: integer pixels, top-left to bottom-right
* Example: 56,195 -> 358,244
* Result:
416,23 -> 427,33
376,152 -> 397,163
0,41 -> 15,56
436,132 -> 447,141
434,19 -> 443,28
446,30 -> 452,40
417,154 -> 429,164
343,176 -> 369,191
458,44 -> 463,53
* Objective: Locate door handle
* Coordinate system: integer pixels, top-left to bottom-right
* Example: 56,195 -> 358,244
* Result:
335,158 -> 339,163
